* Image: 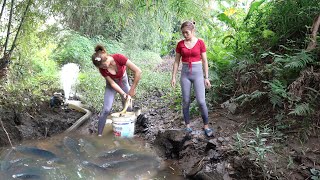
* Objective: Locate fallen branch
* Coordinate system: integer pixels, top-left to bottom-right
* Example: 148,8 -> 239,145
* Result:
0,119 -> 13,147
307,14 -> 320,51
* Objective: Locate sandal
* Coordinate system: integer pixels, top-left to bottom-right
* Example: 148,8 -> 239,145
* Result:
204,128 -> 214,137
185,127 -> 193,133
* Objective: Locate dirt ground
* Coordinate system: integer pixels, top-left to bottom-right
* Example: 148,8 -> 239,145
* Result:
0,104 -> 83,148
0,57 -> 319,179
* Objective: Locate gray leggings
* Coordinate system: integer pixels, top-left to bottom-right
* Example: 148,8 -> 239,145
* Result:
98,73 -> 131,135
180,63 -> 209,125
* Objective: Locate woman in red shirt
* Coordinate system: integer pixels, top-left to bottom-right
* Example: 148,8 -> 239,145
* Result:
92,45 -> 142,136
171,21 -> 214,137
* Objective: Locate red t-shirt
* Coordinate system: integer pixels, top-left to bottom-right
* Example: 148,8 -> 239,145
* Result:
99,54 -> 128,79
175,39 -> 206,63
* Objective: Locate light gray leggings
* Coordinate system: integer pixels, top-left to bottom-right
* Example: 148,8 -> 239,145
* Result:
180,63 -> 209,125
98,73 -> 131,135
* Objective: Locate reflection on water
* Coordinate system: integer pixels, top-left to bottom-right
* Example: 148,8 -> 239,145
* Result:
0,124 -> 185,180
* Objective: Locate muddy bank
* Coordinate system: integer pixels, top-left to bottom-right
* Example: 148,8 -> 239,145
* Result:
122,94 -> 320,180
0,103 -> 84,148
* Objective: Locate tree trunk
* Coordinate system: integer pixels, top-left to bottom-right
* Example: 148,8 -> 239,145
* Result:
307,14 -> 320,51
9,0 -> 32,55
0,0 -> 6,21
0,0 -> 13,79
3,0 -> 14,54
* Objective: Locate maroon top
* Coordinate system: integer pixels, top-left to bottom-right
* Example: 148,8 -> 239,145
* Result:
175,39 -> 206,73
99,54 -> 128,79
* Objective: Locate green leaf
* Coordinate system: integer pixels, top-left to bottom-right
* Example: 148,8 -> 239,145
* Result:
289,103 -> 314,116
217,13 -> 236,29
244,0 -> 266,22
222,35 -> 235,44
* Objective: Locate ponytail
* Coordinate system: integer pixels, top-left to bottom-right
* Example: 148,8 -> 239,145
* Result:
92,45 -> 108,67
95,45 -> 107,54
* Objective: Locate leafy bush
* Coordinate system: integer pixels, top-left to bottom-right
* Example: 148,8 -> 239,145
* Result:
1,43 -> 60,111
77,68 -> 105,111
51,32 -> 94,68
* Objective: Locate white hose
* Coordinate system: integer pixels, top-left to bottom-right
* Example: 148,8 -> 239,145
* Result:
65,101 -> 92,133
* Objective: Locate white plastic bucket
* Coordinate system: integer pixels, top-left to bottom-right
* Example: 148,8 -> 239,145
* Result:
111,112 -> 136,138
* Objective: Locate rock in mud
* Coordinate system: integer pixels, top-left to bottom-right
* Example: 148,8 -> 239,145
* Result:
153,129 -> 190,159
194,170 -> 224,180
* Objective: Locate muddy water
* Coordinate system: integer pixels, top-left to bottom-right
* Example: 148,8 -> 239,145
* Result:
0,124 -> 184,180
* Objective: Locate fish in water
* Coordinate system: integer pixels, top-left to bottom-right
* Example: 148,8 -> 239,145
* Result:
81,161 -> 113,174
0,148 -> 14,171
96,148 -> 134,160
118,162 -> 159,180
78,138 -> 97,157
81,161 -> 116,179
10,166 -> 44,179
63,136 -> 82,157
101,154 -> 159,170
13,146 -> 58,162
8,157 -> 37,170
12,172 -> 42,179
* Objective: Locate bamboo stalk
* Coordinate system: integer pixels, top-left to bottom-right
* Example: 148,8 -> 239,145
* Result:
9,0 -> 32,55
3,0 -> 14,55
0,0 -> 7,21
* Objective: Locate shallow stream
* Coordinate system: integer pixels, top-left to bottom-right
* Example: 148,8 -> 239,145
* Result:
0,124 -> 184,180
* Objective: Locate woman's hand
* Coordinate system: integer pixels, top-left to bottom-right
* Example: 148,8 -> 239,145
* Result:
171,53 -> 180,88
126,60 -> 142,95
171,77 -> 176,88
128,88 -> 136,97
205,79 -> 211,88
122,92 -> 131,99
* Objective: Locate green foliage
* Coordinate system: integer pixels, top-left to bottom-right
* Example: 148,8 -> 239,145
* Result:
217,13 -> 236,29
77,69 -> 105,111
163,86 -> 182,112
233,47 -> 320,118
233,125 -> 275,162
206,65 -> 234,104
264,0 -> 320,46
247,127 -> 274,163
1,42 -> 59,111
92,36 -> 124,55
234,90 -> 267,106
128,50 -> 173,100
46,0 -> 175,54
51,32 -> 94,68
243,0 -> 266,22
274,51 -> 316,70
213,0 -> 320,62
233,132 -> 246,155
214,0 -> 268,57
0,5 -> 62,110
288,102 -> 314,116
125,50 -> 163,70
263,80 -> 288,108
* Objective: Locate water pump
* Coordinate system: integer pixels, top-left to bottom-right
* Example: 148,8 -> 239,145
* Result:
49,92 -> 65,108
